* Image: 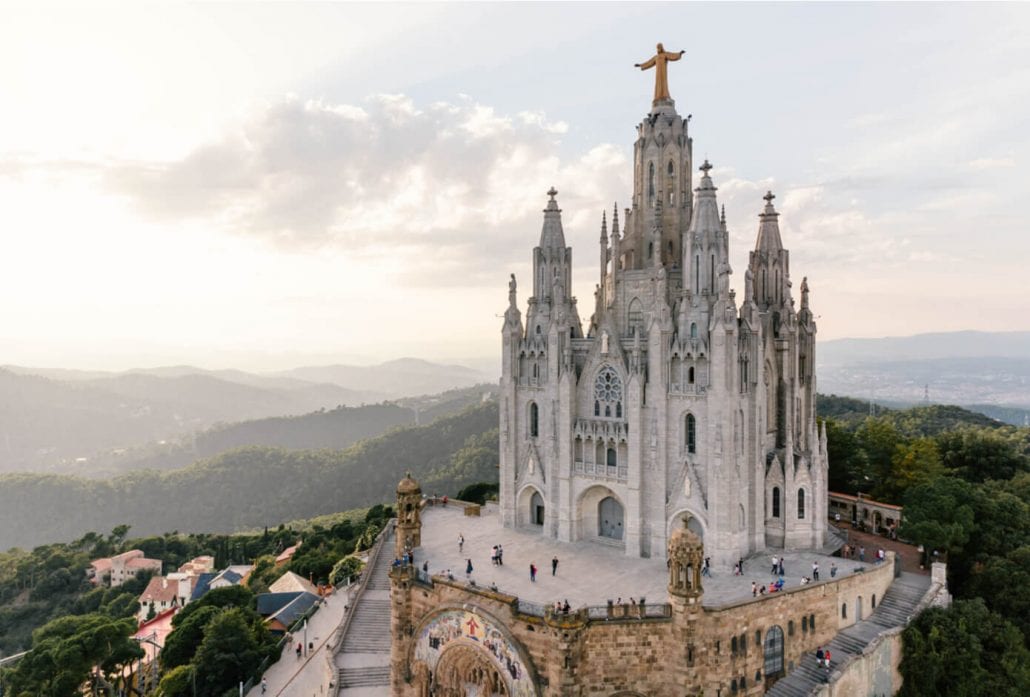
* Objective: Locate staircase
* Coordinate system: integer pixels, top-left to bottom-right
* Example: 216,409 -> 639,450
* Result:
765,572 -> 932,697
335,527 -> 396,694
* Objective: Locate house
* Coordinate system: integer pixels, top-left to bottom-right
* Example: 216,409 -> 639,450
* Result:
137,574 -> 190,621
262,591 -> 320,635
275,542 -> 301,566
177,555 -> 215,576
89,550 -> 163,587
208,564 -> 253,590
189,572 -> 216,602
269,570 -> 318,596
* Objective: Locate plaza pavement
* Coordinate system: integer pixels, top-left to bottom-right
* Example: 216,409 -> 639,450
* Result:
416,503 -> 877,609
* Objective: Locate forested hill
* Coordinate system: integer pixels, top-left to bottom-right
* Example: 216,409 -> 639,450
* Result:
84,384 -> 495,476
0,401 -> 499,551
817,394 -> 1003,432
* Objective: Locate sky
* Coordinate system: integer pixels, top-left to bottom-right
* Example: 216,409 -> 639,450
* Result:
0,2 -> 1028,372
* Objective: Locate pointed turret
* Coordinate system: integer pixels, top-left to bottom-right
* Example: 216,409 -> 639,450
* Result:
755,191 -> 783,254
540,186 -> 567,250
685,160 -> 727,297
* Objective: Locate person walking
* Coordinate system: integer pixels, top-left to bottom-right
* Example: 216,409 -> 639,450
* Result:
830,562 -> 837,578
751,581 -> 757,597
491,545 -> 499,566
465,558 -> 473,580
530,563 -> 537,582
422,560 -> 429,574
459,534 -> 464,552
812,561 -> 819,581
778,558 -> 784,576
497,544 -> 504,566
859,546 -> 865,562
551,556 -> 559,576
702,557 -> 711,577
261,678 -> 268,694
771,555 -> 779,574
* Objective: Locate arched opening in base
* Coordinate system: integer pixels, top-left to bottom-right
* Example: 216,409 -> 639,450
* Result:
432,644 -> 511,697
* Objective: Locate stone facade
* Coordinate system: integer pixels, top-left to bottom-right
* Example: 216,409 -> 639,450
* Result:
499,94 -> 827,568
388,513 -> 897,697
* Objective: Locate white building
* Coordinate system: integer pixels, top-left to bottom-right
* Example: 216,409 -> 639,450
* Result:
499,92 -> 828,567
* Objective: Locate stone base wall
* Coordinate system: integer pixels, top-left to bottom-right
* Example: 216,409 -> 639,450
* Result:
390,555 -> 896,696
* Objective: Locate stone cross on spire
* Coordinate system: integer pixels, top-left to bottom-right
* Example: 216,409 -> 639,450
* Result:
764,191 -> 775,204
700,159 -> 713,175
547,187 -> 558,201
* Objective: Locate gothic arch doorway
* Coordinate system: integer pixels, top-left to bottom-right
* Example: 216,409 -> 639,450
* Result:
516,486 -> 545,530
598,496 -> 624,540
434,643 -> 510,697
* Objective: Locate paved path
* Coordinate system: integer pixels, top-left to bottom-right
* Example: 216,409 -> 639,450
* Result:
836,523 -> 929,575
246,588 -> 348,697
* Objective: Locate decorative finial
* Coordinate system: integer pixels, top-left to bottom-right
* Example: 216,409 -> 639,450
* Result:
699,160 -> 713,175
764,191 -> 775,204
601,210 -> 608,238
721,204 -> 726,224
612,203 -> 620,236
547,187 -> 558,201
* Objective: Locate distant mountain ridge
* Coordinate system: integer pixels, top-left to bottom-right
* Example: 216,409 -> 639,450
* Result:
819,330 -> 1030,364
0,358 -> 494,473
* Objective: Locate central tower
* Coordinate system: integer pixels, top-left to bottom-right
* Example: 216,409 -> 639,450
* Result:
498,48 -> 828,565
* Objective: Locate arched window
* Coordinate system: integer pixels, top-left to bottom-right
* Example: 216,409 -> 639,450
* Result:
787,620 -> 794,636
802,616 -> 808,633
731,680 -> 738,695
755,630 -> 762,646
731,636 -> 738,655
797,489 -> 806,519
668,160 -> 675,176
605,405 -> 611,417
872,594 -> 877,609
594,400 -> 600,416
686,414 -> 696,454
529,402 -> 539,438
772,487 -> 781,518
695,255 -> 700,293
535,325 -> 540,334
690,322 -> 698,339
648,241 -> 654,259
648,162 -> 655,207
616,402 -> 622,418
841,603 -> 847,619
688,366 -> 695,384
809,613 -> 815,630
606,448 -> 617,468
532,363 -> 539,379
740,634 -> 747,654
764,625 -> 784,677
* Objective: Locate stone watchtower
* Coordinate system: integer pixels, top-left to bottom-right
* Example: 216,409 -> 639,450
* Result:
395,473 -> 422,558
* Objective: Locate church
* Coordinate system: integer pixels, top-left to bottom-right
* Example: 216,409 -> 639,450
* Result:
376,47 -> 950,697
498,45 -> 827,566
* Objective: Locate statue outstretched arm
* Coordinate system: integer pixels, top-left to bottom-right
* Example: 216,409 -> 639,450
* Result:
665,50 -> 685,62
635,56 -> 657,70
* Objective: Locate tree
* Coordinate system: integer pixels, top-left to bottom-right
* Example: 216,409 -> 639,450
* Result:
899,599 -> 1030,697
884,437 -> 944,502
157,664 -> 194,697
823,418 -> 869,494
192,608 -> 264,696
900,477 -> 977,562
330,555 -> 365,586
7,613 -> 143,697
855,416 -> 904,499
937,427 -> 1029,483
161,605 -> 218,670
456,482 -> 499,504
966,546 -> 1030,642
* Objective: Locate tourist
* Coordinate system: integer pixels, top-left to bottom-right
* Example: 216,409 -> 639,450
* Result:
830,562 -> 837,578
800,576 -> 809,586
459,534 -> 464,552
771,555 -> 779,574
835,512 -> 841,524
296,642 -> 302,659
422,560 -> 429,574
492,546 -> 499,565
816,646 -> 824,664
824,648 -> 832,669
489,581 -> 498,591
562,599 -> 570,614
778,558 -> 785,576
466,558 -> 474,580
812,561 -> 819,581
552,556 -> 559,576
751,581 -> 757,597
530,563 -> 537,582
261,677 -> 268,693
759,585 -> 766,596
859,546 -> 865,562
702,557 -> 711,577
497,544 -> 504,566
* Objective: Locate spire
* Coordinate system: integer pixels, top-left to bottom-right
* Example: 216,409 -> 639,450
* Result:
688,159 -> 720,236
600,210 -> 608,241
539,187 -> 567,249
755,190 -> 783,254
721,204 -> 727,226
612,204 -> 620,239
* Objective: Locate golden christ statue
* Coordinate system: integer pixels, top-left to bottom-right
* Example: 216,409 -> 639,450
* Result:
635,43 -> 685,104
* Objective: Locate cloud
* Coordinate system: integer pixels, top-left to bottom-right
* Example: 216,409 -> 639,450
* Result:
106,94 -> 629,284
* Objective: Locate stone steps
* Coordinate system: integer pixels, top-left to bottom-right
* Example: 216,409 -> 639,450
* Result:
765,572 -> 931,697
338,666 -> 391,688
